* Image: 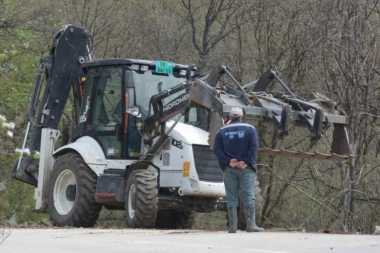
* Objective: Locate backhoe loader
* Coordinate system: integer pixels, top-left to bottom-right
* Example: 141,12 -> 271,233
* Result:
12,25 -> 352,229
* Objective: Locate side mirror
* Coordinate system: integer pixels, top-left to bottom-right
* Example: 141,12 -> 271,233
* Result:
126,107 -> 140,117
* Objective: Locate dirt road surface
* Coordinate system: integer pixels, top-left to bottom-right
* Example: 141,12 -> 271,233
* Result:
1,228 -> 379,253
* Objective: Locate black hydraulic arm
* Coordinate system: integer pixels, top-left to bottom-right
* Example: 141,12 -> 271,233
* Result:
143,65 -> 198,136
144,81 -> 192,136
28,25 -> 91,152
12,25 -> 91,186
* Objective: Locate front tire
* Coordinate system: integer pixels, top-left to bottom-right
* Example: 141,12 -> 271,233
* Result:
48,152 -> 102,227
155,211 -> 196,229
177,211 -> 196,229
125,170 -> 158,228
155,211 -> 177,229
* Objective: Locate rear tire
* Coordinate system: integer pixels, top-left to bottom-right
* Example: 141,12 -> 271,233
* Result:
48,152 -> 102,227
125,170 -> 158,228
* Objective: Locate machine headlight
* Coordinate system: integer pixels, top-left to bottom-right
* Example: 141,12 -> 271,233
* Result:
131,64 -> 139,71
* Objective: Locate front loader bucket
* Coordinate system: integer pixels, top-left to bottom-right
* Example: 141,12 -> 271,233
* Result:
185,66 -> 354,162
142,65 -> 353,162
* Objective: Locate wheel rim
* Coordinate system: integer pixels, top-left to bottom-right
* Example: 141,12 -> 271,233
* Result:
128,184 -> 136,219
53,169 -> 76,215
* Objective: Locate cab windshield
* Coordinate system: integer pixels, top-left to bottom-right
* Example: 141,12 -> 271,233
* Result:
132,70 -> 186,111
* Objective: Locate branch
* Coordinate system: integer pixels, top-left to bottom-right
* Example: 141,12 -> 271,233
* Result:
181,0 -> 202,53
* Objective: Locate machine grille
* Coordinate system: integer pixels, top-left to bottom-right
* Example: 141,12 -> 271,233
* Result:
192,145 -> 223,182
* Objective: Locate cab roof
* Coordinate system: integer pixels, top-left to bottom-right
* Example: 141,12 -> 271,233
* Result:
82,58 -> 194,70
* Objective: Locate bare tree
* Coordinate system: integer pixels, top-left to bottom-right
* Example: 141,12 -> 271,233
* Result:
228,0 -> 380,233
60,0 -> 125,58
181,0 -> 253,70
305,0 -> 380,232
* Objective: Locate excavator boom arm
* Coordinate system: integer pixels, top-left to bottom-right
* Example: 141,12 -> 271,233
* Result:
12,25 -> 92,186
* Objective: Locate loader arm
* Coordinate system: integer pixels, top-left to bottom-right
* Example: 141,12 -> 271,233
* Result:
140,65 -> 353,162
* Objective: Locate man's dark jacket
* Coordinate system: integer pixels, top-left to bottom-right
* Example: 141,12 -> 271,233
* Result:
213,120 -> 259,171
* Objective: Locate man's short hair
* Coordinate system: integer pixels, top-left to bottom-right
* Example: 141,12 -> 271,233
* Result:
229,107 -> 243,119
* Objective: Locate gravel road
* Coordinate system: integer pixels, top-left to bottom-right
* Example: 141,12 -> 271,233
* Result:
1,228 -> 379,253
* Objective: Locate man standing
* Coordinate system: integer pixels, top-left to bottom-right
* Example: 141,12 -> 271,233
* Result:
213,107 -> 264,233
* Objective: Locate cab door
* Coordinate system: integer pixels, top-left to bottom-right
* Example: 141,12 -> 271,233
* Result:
80,66 -> 124,159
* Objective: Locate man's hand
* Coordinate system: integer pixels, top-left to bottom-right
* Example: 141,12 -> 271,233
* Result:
229,159 -> 248,169
236,161 -> 248,169
229,158 -> 238,168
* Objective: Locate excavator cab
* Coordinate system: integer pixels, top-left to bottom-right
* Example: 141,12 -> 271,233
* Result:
75,60 -> 189,160
77,65 -> 124,159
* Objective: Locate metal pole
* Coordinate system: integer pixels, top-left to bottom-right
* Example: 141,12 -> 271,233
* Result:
17,121 -> 31,171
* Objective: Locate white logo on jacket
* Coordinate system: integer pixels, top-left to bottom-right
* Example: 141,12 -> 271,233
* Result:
225,130 -> 245,139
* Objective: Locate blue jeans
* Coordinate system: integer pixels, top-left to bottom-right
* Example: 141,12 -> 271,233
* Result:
223,166 -> 255,208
